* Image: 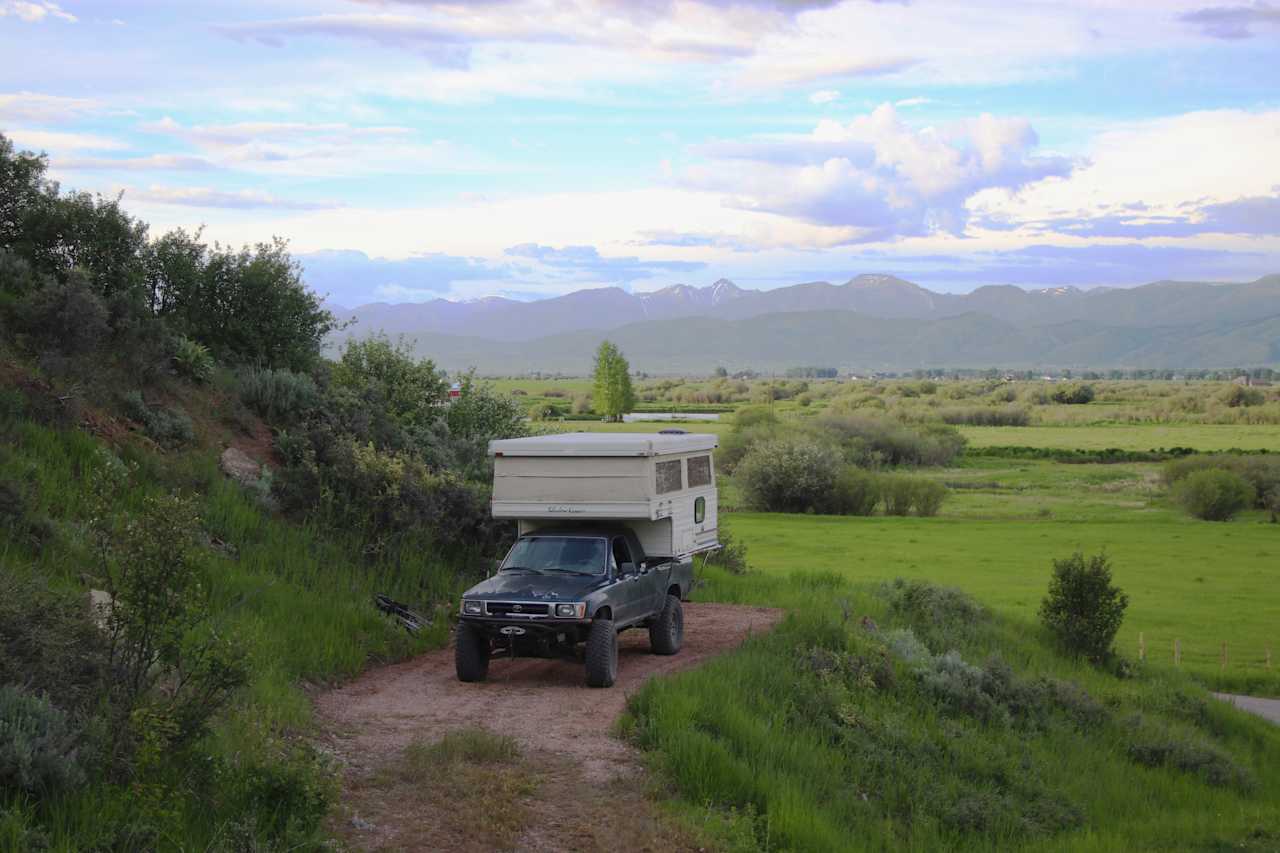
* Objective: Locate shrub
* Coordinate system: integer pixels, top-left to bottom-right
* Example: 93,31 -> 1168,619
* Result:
1219,384 -> 1265,408
171,335 -> 214,383
120,391 -> 194,448
704,527 -> 749,574
825,467 -> 880,516
881,475 -> 915,516
0,686 -> 85,797
1124,716 -> 1253,790
736,437 -> 841,513
881,579 -> 985,651
939,406 -> 1031,427
909,478 -> 947,517
1171,469 -> 1255,521
814,413 -> 966,468
731,405 -> 778,430
1039,551 -> 1128,662
236,367 -> 320,425
0,573 -> 106,715
1050,383 -> 1095,404
1163,455 -> 1280,512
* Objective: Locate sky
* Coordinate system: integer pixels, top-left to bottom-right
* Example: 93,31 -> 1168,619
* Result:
2,0 -> 1279,306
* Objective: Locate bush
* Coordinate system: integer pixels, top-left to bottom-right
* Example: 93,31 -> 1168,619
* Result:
1050,383 -> 1095,405
171,336 -> 214,383
8,272 -> 110,361
0,686 -> 85,797
881,475 -> 915,516
1219,384 -> 1265,408
0,573 -> 106,715
1163,455 -> 1280,512
825,467 -> 880,516
814,413 -> 966,468
120,391 -> 194,448
736,438 -> 841,513
236,367 -> 320,425
939,406 -> 1031,427
1171,468 -> 1255,521
1124,716 -> 1253,790
910,478 -> 947,517
704,527 -> 749,574
1039,551 -> 1128,662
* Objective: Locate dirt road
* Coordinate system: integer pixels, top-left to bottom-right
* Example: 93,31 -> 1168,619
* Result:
316,602 -> 782,852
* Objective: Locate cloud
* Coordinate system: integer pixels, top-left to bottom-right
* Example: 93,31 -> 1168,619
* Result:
989,190 -> 1280,238
503,243 -> 705,282
0,1 -> 75,23
137,117 -> 473,177
894,96 -> 931,107
298,249 -> 509,305
1180,3 -> 1280,38
215,15 -> 476,68
5,129 -> 126,153
0,92 -> 98,123
126,186 -> 340,211
58,154 -> 220,171
809,89 -> 841,104
683,103 -> 1073,241
860,243 -> 1271,290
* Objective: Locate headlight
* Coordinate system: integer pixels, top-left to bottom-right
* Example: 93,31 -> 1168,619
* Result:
555,603 -> 586,619
461,600 -> 483,616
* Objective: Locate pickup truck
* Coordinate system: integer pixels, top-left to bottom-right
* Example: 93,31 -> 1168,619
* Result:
455,526 -> 693,687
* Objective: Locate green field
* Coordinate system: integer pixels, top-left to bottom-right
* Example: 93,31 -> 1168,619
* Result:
959,423 -> 1280,452
550,418 -> 731,436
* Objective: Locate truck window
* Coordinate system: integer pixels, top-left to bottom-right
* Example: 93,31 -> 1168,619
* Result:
687,455 -> 712,488
502,536 -> 607,574
612,537 -> 632,569
695,496 -> 705,524
656,459 -> 683,493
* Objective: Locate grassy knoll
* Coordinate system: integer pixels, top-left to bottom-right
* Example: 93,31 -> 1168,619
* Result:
960,423 -> 1280,452
626,569 -> 1280,852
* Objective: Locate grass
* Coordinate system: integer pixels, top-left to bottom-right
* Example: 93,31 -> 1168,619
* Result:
624,569 -> 1280,852
958,423 -> 1280,452
0,417 -> 472,849
548,418 -> 731,436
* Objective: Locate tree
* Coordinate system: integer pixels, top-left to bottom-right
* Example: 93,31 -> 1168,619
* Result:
592,340 -> 634,422
1039,551 -> 1128,662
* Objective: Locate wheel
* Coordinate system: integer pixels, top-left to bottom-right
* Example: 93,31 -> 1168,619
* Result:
648,595 -> 684,656
455,621 -> 490,682
585,619 -> 618,688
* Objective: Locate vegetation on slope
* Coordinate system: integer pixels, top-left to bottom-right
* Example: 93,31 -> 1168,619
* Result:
625,568 -> 1280,851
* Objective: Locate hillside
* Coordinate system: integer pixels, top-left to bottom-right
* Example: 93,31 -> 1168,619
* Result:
329,274 -> 1280,371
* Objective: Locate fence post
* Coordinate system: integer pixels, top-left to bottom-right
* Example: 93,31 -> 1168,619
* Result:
1220,642 -> 1228,673
1174,638 -> 1181,667
1267,645 -> 1272,670
1138,632 -> 1145,661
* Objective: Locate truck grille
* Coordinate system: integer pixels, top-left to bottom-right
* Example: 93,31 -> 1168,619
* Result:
485,601 -> 550,617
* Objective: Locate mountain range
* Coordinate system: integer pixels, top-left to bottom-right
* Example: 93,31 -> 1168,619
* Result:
325,274 -> 1280,373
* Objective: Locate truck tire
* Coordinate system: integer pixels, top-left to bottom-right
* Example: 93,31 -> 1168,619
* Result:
649,594 -> 684,655
455,621 -> 489,683
585,619 -> 618,688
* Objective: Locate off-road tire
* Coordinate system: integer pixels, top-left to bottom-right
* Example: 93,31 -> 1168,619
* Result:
649,594 -> 684,655
585,619 -> 618,688
455,621 -> 490,683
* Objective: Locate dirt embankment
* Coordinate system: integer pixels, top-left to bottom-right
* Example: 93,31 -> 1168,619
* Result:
315,602 -> 781,852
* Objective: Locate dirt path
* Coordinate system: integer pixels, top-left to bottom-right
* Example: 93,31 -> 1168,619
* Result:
316,602 -> 782,852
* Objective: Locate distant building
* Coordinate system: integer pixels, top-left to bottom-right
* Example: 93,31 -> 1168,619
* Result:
1233,376 -> 1272,387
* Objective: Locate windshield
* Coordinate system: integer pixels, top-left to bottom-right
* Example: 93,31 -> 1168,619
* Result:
501,536 -> 608,575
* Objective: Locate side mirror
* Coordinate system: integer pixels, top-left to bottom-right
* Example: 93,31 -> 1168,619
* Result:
618,561 -> 636,577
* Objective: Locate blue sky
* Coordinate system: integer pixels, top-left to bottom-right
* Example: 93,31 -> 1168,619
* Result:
2,0 -> 1278,306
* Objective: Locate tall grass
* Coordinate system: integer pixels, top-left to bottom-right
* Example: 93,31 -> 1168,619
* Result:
624,567 -> 1280,852
0,416 -> 470,848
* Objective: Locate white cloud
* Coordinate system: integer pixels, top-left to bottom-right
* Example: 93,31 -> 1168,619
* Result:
682,103 -> 1074,240
0,92 -> 98,123
5,128 -> 125,153
895,96 -> 931,108
0,1 -> 75,23
808,89 -> 840,104
968,108 -> 1280,239
125,186 -> 341,211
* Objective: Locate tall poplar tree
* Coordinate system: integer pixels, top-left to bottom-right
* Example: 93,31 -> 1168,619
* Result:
592,340 -> 635,422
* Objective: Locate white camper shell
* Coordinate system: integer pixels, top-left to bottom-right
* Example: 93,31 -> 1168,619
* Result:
488,432 -> 719,559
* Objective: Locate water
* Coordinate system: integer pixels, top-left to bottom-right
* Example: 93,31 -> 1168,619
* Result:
622,412 -> 720,422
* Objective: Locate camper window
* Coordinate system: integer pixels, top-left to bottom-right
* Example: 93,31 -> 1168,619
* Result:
687,455 -> 712,488
695,496 -> 705,524
656,459 -> 683,494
